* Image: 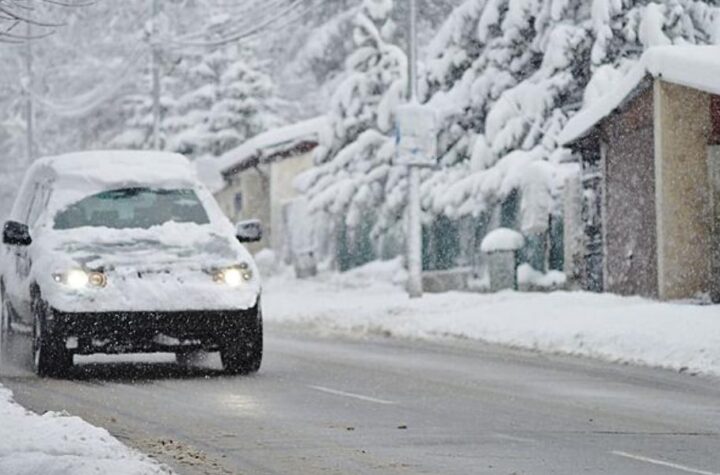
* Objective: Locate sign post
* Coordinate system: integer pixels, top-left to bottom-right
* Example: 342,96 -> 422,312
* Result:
396,0 -> 437,299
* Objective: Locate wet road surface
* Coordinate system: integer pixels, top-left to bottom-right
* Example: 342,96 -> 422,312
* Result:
2,326 -> 719,474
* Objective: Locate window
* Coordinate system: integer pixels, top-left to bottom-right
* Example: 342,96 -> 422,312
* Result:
26,182 -> 52,227
234,192 -> 244,215
54,188 -> 210,230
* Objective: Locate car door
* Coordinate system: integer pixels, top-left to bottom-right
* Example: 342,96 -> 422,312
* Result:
10,180 -> 51,326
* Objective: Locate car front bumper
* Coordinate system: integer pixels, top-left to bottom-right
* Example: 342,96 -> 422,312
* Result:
45,304 -> 260,355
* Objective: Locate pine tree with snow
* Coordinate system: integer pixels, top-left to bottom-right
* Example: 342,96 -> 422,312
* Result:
163,49 -> 220,157
111,74 -> 177,151
296,0 -> 408,244
203,47 -> 281,158
424,0 -> 720,272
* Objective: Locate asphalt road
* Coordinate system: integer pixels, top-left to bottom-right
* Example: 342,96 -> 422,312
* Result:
1,326 -> 719,475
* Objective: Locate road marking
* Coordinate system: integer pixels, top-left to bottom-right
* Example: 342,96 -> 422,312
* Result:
612,451 -> 720,475
309,385 -> 395,405
494,433 -> 537,443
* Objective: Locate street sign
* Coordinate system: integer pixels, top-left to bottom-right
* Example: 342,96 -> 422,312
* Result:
395,102 -> 437,167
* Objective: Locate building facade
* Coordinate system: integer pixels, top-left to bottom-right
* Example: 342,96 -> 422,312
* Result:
561,46 -> 720,302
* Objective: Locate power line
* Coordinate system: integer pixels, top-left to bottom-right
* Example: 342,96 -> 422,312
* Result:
167,0 -> 305,49
25,47 -> 147,117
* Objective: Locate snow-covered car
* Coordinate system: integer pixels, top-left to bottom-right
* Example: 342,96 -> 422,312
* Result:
0,151 -> 263,377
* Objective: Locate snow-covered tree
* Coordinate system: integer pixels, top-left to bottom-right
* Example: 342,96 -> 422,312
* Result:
424,0 -> 720,270
296,0 -> 720,272
203,47 -> 281,157
296,0 -> 407,237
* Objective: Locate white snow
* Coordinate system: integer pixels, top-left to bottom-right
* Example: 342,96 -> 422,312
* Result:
560,45 -> 720,145
517,263 -> 567,289
32,222 -> 261,314
639,3 -> 671,48
0,385 -> 171,475
264,260 -> 720,377
14,151 -> 203,221
480,228 -> 525,253
200,116 -> 331,192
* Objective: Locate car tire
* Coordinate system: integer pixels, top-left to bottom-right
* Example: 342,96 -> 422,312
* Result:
220,307 -> 263,375
32,298 -> 72,378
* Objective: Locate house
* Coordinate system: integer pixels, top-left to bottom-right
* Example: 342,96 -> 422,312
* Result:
560,46 -> 720,303
198,117 -> 330,256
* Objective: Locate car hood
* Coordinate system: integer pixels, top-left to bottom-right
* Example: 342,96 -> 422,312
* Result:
31,222 -> 261,313
56,233 -> 239,272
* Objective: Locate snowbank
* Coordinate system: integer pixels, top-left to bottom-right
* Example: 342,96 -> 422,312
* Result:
0,385 -> 170,475
517,264 -> 567,290
265,261 -> 720,377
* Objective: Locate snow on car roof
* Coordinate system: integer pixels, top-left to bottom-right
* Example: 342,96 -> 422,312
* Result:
16,151 -> 218,224
38,150 -> 198,187
559,45 -> 720,145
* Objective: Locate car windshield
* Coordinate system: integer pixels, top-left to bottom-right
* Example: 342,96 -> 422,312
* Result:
53,188 -> 210,230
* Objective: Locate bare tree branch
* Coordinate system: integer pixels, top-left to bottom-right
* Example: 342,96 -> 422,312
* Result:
0,0 -> 94,41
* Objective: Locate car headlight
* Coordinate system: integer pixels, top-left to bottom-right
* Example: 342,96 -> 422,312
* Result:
213,264 -> 253,288
53,269 -> 107,289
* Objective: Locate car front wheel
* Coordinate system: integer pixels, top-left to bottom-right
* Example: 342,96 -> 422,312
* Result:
32,299 -> 72,377
220,308 -> 263,375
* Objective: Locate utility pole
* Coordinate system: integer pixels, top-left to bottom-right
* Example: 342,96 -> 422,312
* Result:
405,0 -> 423,298
151,0 -> 162,150
25,22 -> 35,163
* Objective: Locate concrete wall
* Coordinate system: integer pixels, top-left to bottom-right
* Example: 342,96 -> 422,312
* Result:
707,145 -> 720,302
654,81 -> 714,300
269,151 -> 314,257
215,166 -> 271,253
601,87 -> 658,297
214,152 -> 314,257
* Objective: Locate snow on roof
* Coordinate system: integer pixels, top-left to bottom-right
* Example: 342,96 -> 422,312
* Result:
560,45 -> 720,145
38,150 -> 197,186
198,116 -> 330,193
219,116 -> 329,174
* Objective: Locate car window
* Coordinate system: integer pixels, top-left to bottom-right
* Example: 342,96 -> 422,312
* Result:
26,182 -> 51,227
53,188 -> 211,230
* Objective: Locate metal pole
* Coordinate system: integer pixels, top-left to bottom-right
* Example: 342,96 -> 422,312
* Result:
405,0 -> 423,298
408,0 -> 418,101
25,22 -> 35,163
151,0 -> 161,150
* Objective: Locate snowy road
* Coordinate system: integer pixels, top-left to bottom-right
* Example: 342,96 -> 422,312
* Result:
2,327 -> 720,475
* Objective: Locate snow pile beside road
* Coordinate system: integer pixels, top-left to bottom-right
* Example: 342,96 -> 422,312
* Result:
265,260 -> 720,377
0,385 -> 171,475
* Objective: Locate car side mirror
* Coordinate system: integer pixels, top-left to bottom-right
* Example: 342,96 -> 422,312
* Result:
236,219 -> 263,243
3,221 -> 32,246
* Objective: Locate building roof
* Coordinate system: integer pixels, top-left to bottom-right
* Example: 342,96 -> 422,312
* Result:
560,46 -> 720,145
196,116 -> 330,193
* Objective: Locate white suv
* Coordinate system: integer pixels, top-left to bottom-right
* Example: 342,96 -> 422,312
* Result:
0,151 -> 263,377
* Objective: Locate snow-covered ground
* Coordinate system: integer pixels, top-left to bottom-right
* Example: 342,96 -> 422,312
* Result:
0,385 -> 171,475
264,259 -> 720,378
